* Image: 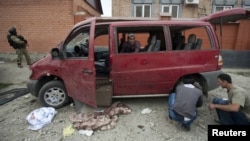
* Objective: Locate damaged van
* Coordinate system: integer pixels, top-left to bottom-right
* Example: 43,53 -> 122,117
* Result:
27,8 -> 250,108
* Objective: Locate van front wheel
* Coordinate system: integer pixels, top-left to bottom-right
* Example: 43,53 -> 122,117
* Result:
38,80 -> 69,109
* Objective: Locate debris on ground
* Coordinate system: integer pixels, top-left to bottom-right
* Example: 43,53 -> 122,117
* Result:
79,129 -> 94,136
63,125 -> 75,137
26,107 -> 57,130
141,108 -> 152,114
69,101 -> 132,131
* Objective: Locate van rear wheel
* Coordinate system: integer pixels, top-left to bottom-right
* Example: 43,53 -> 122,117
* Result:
38,80 -> 69,109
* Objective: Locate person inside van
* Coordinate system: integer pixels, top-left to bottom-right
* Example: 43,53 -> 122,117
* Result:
120,33 -> 140,53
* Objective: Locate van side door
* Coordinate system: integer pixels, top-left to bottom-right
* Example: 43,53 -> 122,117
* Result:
60,18 -> 97,107
109,23 -> 172,96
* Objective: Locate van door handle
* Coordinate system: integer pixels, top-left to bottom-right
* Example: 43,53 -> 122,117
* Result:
82,69 -> 93,74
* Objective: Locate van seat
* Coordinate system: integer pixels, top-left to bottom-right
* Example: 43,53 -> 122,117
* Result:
175,36 -> 185,50
153,40 -> 161,51
147,35 -> 157,52
95,54 -> 109,76
184,34 -> 196,50
195,38 -> 202,50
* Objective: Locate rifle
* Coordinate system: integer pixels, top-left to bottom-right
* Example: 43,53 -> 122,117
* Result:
18,35 -> 29,47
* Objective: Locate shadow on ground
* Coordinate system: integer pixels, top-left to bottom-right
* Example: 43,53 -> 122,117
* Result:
0,88 -> 30,105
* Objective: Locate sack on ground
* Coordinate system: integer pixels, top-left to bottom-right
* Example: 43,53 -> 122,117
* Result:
26,107 -> 57,130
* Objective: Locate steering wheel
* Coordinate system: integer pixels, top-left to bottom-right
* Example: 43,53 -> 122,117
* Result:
80,43 -> 88,56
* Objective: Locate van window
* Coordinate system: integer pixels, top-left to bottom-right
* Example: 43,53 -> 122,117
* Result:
64,28 -> 90,58
116,26 -> 166,53
170,26 -> 213,51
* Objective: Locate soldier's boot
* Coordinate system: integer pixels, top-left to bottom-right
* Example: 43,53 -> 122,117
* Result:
17,63 -> 23,68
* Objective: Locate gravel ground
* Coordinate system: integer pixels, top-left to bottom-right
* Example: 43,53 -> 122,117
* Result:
0,62 -> 249,141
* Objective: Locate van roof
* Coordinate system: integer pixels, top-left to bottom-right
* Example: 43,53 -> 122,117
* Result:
95,17 -> 198,23
73,16 -> 205,29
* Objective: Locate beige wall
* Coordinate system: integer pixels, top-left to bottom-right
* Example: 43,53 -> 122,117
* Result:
112,0 -> 245,18
112,0 -> 133,17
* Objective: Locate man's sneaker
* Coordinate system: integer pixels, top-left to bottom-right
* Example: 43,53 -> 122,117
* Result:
181,124 -> 190,131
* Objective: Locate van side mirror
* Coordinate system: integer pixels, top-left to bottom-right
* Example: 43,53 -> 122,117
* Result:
51,48 -> 61,59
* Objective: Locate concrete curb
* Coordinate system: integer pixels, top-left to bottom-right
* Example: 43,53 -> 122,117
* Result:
0,53 -> 47,63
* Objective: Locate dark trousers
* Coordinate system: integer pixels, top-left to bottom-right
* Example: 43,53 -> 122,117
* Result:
213,97 -> 250,125
16,48 -> 31,65
168,93 -> 197,127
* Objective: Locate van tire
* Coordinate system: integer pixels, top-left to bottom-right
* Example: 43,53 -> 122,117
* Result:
38,80 -> 69,109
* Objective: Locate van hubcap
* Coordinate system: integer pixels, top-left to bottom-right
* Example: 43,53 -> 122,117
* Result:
44,87 -> 65,106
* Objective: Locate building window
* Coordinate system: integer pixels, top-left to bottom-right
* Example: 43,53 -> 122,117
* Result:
244,6 -> 250,10
134,4 -> 151,17
212,0 -> 236,13
162,5 -> 179,18
215,6 -> 232,12
242,0 -> 250,10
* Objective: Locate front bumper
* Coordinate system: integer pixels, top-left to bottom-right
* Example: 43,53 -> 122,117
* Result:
26,80 -> 39,97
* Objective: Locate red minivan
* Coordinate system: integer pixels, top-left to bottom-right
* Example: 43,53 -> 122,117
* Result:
27,8 -> 249,108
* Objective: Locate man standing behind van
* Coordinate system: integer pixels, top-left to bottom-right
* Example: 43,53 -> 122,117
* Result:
168,76 -> 203,131
7,27 -> 31,68
208,73 -> 250,125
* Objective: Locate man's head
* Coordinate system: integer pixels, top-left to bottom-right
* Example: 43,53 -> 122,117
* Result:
182,76 -> 195,84
8,27 -> 17,35
128,33 -> 135,45
217,73 -> 232,88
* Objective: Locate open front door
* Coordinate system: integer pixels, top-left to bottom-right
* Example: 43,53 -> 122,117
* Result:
199,8 -> 250,24
60,17 -> 97,107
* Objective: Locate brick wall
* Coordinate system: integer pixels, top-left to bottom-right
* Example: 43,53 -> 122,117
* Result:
214,19 -> 250,50
0,0 -> 74,53
234,19 -> 250,50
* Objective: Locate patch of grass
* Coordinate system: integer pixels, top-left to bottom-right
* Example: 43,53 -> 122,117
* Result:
0,83 -> 12,90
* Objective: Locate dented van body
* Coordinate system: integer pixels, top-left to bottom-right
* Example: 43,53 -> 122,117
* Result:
27,8 -> 250,108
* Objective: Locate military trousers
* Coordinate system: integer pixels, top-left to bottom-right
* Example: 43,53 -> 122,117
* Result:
16,48 -> 31,66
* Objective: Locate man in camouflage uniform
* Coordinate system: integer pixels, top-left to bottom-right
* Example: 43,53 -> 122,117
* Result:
7,27 -> 31,68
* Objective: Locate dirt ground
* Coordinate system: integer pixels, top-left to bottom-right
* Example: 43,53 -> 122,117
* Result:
0,62 -> 250,141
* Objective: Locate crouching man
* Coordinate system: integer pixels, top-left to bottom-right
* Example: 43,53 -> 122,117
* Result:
168,76 -> 203,131
208,73 -> 250,125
